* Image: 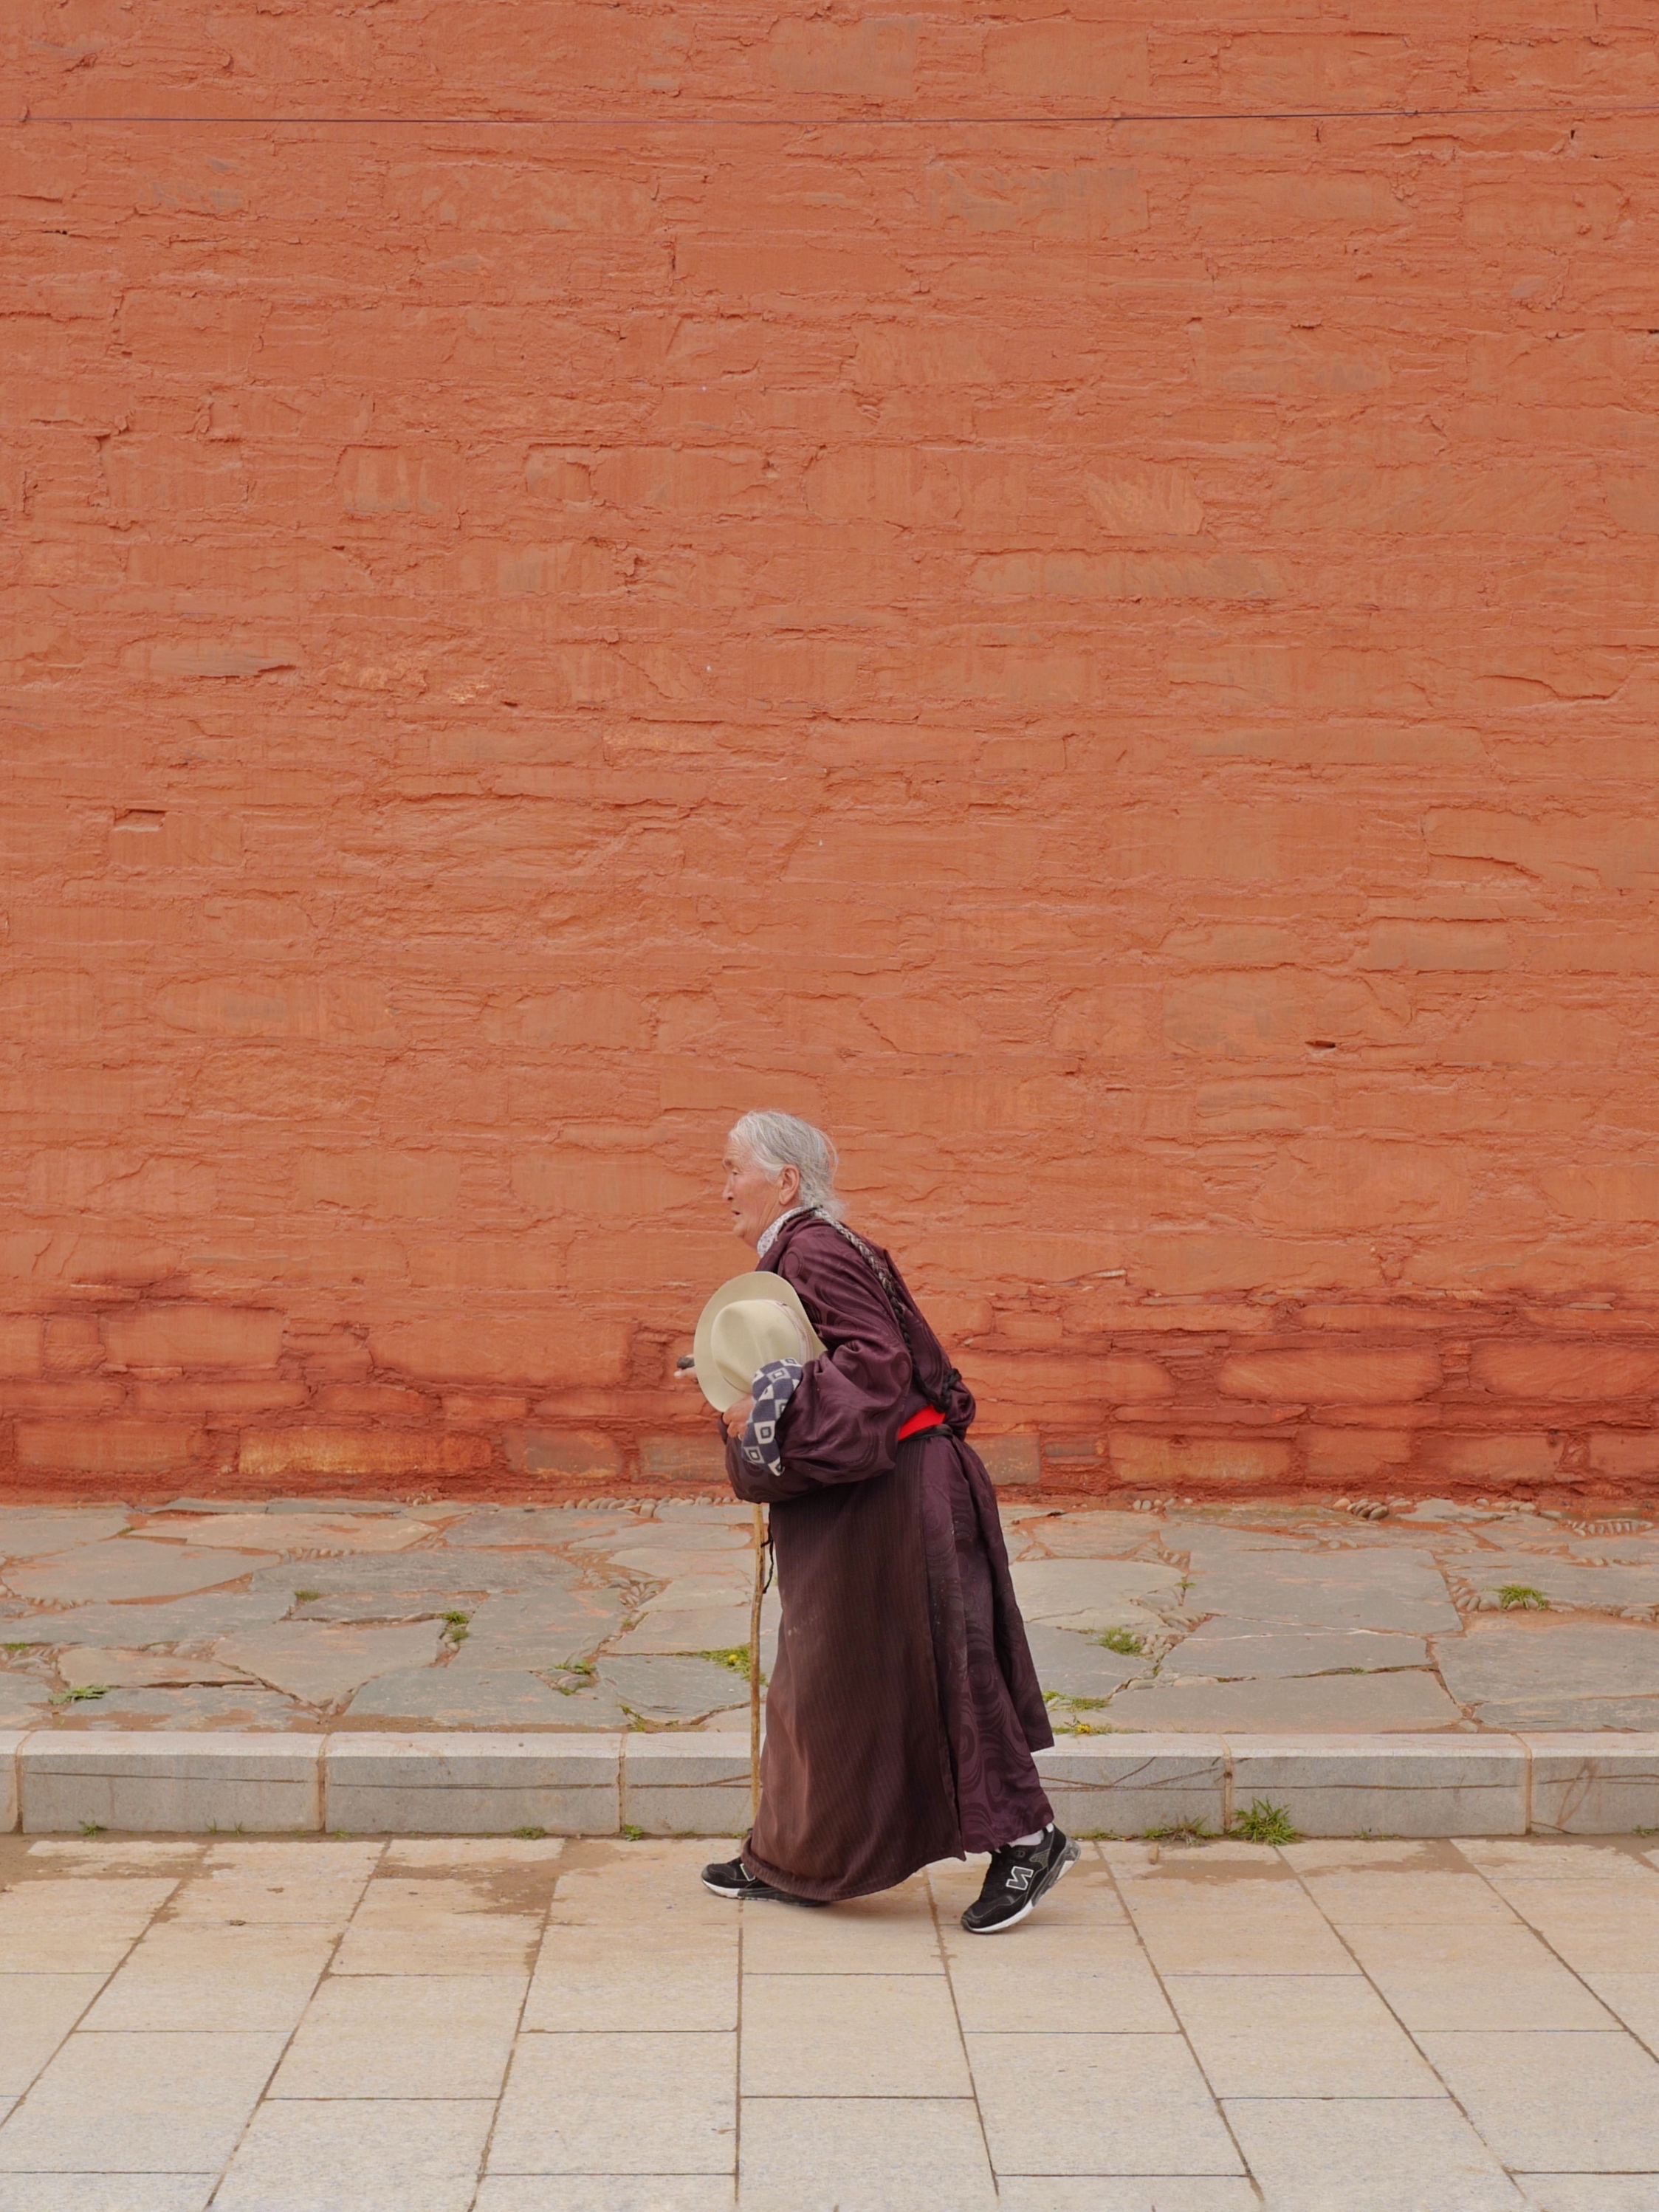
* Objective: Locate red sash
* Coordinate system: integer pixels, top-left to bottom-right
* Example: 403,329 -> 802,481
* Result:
896,1406 -> 947,1443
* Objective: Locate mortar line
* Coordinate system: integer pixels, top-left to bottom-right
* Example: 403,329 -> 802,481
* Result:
925,1861 -> 1000,2199
732,1879 -> 746,2211
18,103 -> 1659,128
201,1833 -> 387,2206
1451,1839 -> 1659,2071
1276,1840 -> 1533,2180
1101,1843 -> 1263,2202
464,1833 -> 558,2212
0,1847 -> 200,2116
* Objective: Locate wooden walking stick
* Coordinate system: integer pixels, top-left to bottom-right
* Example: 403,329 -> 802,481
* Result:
749,1502 -> 766,1822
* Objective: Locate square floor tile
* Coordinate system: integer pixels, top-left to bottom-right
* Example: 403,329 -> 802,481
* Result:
269,1975 -> 526,2099
968,2033 -> 1241,2177
998,2187 -> 1261,2212
1291,1870 -> 1519,1927
0,2183 -> 214,2211
1342,1923 -> 1614,2031
526,1921 -> 736,2034
80,1925 -> 334,2033
490,2033 -> 735,2176
0,1978 -> 104,2097
0,2031 -> 284,2172
1516,2183 -> 1659,2211
1457,1842 -> 1658,1885
1417,2031 -> 1659,2171
738,1875 -> 942,1975
742,1974 -> 969,2098
1168,1976 -> 1438,2097
212,2097 -> 493,2211
329,1878 -> 542,1976
739,2096 -> 995,2211
1223,2098 -> 1523,2212
1490,1897 -> 1659,1976
475,2183 -> 734,2212
167,1845 -> 379,1928
1579,1973 -> 1659,2046
1124,1896 -> 1356,1976
0,1881 -> 176,1973
942,1922 -> 1177,2035
528,1866 -> 737,2036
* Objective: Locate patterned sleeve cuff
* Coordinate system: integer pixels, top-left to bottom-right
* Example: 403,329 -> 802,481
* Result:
741,1358 -> 803,1479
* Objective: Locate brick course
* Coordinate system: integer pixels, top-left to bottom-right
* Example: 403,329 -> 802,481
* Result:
5,8 -> 1659,1500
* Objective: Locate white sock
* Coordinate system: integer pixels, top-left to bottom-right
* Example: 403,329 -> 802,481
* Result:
1006,1827 -> 1048,1849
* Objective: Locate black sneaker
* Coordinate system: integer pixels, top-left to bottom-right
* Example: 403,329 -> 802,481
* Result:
960,1827 -> 1080,1934
701,1857 -> 825,1905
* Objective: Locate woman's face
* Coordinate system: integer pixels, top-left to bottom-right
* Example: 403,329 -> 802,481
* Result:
722,1143 -> 800,1244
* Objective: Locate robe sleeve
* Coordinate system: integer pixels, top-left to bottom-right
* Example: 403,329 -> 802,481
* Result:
724,1223 -> 913,1502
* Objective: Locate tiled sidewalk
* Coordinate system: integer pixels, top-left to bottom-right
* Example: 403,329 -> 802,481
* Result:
1,1833 -> 1658,2209
3,1494 -> 1658,1738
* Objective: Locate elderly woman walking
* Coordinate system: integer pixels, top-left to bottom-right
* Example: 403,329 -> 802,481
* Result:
698,1110 -> 1076,1934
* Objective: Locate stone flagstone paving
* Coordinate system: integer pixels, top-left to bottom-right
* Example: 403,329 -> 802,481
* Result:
1,1496 -> 1657,1737
0,1832 -> 1657,2208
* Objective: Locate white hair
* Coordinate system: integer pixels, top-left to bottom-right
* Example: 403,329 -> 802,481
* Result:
729,1110 -> 845,1222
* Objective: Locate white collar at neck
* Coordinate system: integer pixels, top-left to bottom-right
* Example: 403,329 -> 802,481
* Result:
756,1206 -> 808,1260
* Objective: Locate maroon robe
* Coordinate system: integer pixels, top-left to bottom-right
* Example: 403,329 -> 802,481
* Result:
727,1212 -> 1053,1903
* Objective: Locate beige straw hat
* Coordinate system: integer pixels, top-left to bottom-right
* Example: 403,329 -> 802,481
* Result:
693,1272 -> 827,1411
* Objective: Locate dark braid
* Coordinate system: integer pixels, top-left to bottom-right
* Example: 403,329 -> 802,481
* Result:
807,1209 -> 965,1420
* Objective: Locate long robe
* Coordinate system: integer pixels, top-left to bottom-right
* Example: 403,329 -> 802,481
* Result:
727,1212 -> 1054,1903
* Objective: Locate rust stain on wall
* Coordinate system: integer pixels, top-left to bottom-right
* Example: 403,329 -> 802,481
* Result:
4,7 -> 1659,1501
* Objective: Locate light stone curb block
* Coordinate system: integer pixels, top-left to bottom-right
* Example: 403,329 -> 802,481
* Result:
323,1732 -> 622,1835
0,1734 -> 24,1833
18,1731 -> 321,1835
623,1731 -> 751,1837
1523,1732 -> 1659,1835
3,1731 -> 1657,1837
1035,1735 -> 1226,1837
1226,1734 -> 1528,1838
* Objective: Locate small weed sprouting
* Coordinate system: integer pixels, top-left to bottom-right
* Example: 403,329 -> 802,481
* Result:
512,1825 -> 548,1841
293,1589 -> 321,1606
563,1659 -> 595,1677
79,1820 -> 104,1838
1098,1628 -> 1145,1657
1048,1696 -> 1110,1729
3,1641 -> 32,1655
1497,1584 -> 1548,1610
53,1683 -> 109,1705
621,1823 -> 645,1841
1232,1799 -> 1299,1847
442,1612 -> 471,1645
698,1648 -> 752,1679
1143,1817 -> 1213,1847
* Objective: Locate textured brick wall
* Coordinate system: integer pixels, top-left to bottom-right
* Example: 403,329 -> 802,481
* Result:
7,5 -> 1659,1501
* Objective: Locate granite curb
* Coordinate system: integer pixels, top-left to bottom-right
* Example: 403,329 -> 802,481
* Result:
1,1728 -> 1657,1838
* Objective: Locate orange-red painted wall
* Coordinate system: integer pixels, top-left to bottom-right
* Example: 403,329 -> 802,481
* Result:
7,6 -> 1659,1500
